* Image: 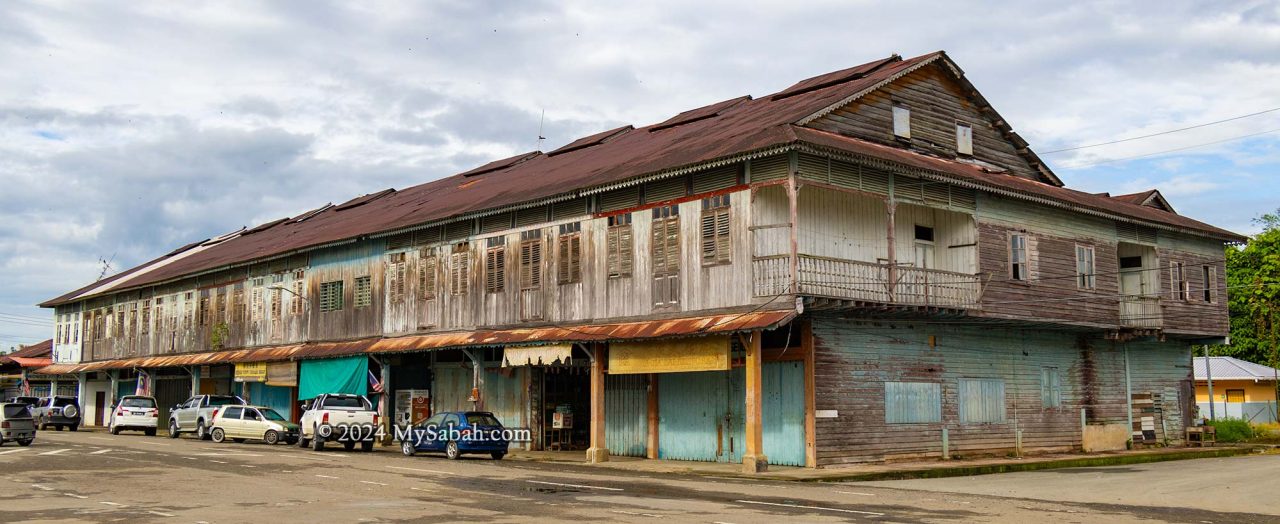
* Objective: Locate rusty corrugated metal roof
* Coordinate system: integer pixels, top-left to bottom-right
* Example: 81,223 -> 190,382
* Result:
34,309 -> 795,374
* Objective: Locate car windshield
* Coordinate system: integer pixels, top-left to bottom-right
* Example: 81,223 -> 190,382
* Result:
122,398 -> 155,408
260,409 -> 287,421
207,396 -> 243,406
52,398 -> 76,407
322,396 -> 368,409
3,405 -> 32,419
466,413 -> 502,427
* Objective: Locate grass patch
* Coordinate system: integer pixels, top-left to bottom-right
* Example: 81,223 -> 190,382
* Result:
1211,418 -> 1255,443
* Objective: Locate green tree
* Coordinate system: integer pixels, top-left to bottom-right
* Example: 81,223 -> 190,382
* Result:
1214,210 -> 1280,368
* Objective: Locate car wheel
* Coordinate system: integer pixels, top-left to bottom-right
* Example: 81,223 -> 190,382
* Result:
401,440 -> 416,456
168,420 -> 180,438
110,424 -> 119,435
145,428 -> 156,437
445,441 -> 460,460
211,427 -> 226,443
285,438 -> 297,446
343,440 -> 356,451
17,439 -> 32,447
312,429 -> 325,451
196,420 -> 208,440
491,452 -> 505,460
37,417 -> 46,431
361,440 -> 374,452
69,424 -> 78,432
297,435 -> 310,448
55,425 -> 63,431
263,430 -> 279,445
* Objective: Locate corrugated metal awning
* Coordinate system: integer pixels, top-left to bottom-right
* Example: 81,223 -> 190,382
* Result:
35,308 -> 797,375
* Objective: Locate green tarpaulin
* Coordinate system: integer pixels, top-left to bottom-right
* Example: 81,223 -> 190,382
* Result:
298,356 -> 367,400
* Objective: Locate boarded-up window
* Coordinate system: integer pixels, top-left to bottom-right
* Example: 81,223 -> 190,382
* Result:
1203,265 -> 1217,303
700,195 -> 731,266
354,276 -> 372,308
652,205 -> 681,306
1170,262 -> 1188,301
606,214 -> 633,278
419,252 -> 438,300
892,104 -> 911,138
557,222 -> 582,284
956,122 -> 973,155
959,378 -> 1006,423
884,382 -> 941,423
1075,245 -> 1095,289
450,245 -> 470,295
520,230 -> 542,290
485,245 -> 506,293
319,281 -> 344,312
1010,234 -> 1028,281
1041,367 -> 1063,408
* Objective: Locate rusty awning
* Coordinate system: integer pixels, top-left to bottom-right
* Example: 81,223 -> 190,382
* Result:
34,308 -> 796,375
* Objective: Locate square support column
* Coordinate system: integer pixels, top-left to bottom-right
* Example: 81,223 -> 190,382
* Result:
802,320 -> 817,468
586,343 -> 609,463
646,373 -> 659,459
742,330 -> 768,473
380,358 -> 393,445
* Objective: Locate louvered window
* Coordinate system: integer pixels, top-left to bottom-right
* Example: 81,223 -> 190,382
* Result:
520,230 -> 542,290
557,222 -> 582,284
450,245 -> 470,295
354,276 -> 372,308
251,286 -> 263,321
700,195 -> 732,266
651,205 -> 681,306
485,245 -> 506,293
387,253 -> 407,301
140,303 -> 151,335
606,214 -> 634,278
215,292 -> 226,323
291,280 -> 305,315
270,288 -> 282,319
232,288 -> 245,323
319,281 -> 344,312
419,252 -> 438,299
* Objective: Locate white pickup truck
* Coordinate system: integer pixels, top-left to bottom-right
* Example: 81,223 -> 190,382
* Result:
297,393 -> 379,452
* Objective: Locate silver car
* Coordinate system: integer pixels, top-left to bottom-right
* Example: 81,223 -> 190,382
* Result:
0,403 -> 36,446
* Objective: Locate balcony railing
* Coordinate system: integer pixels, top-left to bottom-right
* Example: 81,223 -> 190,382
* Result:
1120,296 -> 1162,329
753,255 -> 983,308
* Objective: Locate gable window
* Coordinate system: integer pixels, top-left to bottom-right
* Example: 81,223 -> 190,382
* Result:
354,276 -> 372,308
319,281 -> 344,312
1171,262 -> 1188,301
485,237 -> 506,293
606,214 -> 634,278
700,195 -> 732,266
520,230 -> 542,290
1041,367 -> 1063,408
652,205 -> 681,306
956,122 -> 973,155
892,104 -> 911,139
959,378 -> 1006,423
884,382 -> 941,423
557,222 -> 582,284
1075,245 -> 1096,289
1009,234 -> 1028,281
1203,265 -> 1216,303
450,243 -> 471,295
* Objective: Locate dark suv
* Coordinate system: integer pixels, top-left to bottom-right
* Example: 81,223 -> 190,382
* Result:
32,396 -> 81,431
8,396 -> 39,408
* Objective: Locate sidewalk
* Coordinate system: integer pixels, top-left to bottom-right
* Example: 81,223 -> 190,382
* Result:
506,446 -> 1266,482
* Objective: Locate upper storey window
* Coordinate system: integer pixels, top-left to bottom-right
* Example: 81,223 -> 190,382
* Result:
892,104 -> 911,139
956,123 -> 973,155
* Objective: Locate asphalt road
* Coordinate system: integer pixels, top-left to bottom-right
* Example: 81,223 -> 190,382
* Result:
2,430 -> 1276,523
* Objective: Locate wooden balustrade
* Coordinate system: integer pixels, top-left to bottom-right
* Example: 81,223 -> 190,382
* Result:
752,254 -> 983,308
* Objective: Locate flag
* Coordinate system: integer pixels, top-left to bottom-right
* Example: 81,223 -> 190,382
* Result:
135,370 -> 151,396
367,369 -> 383,394
19,376 -> 30,396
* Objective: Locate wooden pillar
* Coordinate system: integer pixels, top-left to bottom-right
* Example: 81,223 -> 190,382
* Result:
802,320 -> 817,468
786,162 -> 801,294
190,366 -> 201,397
586,343 -> 609,463
646,373 -> 659,459
380,358 -> 393,445
742,330 -> 768,473
886,199 -> 898,300
107,370 -> 119,412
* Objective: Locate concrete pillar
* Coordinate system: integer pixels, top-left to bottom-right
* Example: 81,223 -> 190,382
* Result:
108,370 -> 119,411
742,330 -> 768,473
191,366 -> 201,397
586,343 -> 609,464
646,373 -> 659,459
76,373 -> 88,417
380,358 -> 393,445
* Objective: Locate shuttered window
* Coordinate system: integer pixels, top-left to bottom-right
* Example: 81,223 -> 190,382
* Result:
354,276 -> 372,308
270,288 -> 282,319
959,378 -> 1006,423
1010,234 -> 1028,281
1170,262 -> 1188,301
215,292 -> 226,324
233,288 -> 245,323
606,214 -> 633,278
485,246 -> 506,293
319,281 -> 344,312
291,280 -> 305,315
450,246 -> 470,295
557,222 -> 582,284
419,252 -> 438,300
387,254 -> 408,301
651,205 -> 681,306
884,382 -> 941,423
700,195 -> 731,266
1075,245 -> 1095,289
1041,367 -> 1063,408
520,231 -> 542,290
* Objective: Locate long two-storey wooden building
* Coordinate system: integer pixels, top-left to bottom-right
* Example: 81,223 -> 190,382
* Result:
39,51 -> 1242,470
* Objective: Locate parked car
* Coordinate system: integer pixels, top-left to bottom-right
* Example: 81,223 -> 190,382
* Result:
209,405 -> 299,445
0,403 -> 36,447
298,393 -> 378,452
31,396 -> 80,431
168,394 -> 246,440
108,395 -> 159,436
400,411 -> 508,460
8,396 -> 39,408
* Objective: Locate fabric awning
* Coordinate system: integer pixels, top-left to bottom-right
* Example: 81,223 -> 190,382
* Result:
503,344 -> 573,367
298,356 -> 368,400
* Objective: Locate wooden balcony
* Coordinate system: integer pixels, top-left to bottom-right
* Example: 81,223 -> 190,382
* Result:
1120,296 -> 1163,329
752,255 -> 984,309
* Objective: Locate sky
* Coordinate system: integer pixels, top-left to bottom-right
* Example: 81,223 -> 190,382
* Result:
2,0 -> 1279,349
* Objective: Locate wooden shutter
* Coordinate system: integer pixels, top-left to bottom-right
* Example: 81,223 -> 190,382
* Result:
419,253 -> 438,300
607,225 -> 633,278
451,252 -> 470,295
485,248 -> 505,293
521,240 -> 542,289
557,234 -> 581,284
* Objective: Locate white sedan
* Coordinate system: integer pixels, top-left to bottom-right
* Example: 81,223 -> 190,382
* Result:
109,395 -> 159,436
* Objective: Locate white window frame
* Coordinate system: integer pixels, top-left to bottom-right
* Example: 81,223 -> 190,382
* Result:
1075,244 -> 1096,290
1009,233 -> 1028,281
956,122 -> 973,155
892,104 -> 911,139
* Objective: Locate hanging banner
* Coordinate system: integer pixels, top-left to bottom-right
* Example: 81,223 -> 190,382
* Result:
608,336 -> 731,374
503,344 -> 573,366
298,356 -> 368,400
234,362 -> 268,383
266,361 -> 298,387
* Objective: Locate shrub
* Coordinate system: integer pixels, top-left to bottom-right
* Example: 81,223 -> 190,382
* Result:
1210,418 -> 1255,443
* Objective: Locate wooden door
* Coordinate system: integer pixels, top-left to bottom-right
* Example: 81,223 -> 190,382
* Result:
94,391 -> 106,426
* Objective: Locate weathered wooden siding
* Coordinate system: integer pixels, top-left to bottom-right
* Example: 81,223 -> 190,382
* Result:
977,221 -> 1121,325
811,314 -> 1194,465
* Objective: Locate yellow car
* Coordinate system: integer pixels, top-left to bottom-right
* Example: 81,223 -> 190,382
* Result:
209,405 -> 299,445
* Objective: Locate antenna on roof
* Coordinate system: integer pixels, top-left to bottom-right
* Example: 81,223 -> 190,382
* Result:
537,109 -> 546,151
96,253 -> 116,281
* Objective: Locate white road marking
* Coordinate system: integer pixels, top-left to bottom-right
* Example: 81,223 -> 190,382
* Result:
144,442 -> 171,447
0,449 -> 29,455
526,480 -> 623,492
360,480 -> 387,486
194,452 -> 261,457
735,500 -> 884,517
183,457 -> 197,460
611,510 -> 665,518
88,437 -> 114,442
834,491 -> 876,496
315,474 -> 339,479
38,449 -> 70,456
209,460 -> 227,464
64,493 -> 88,499
90,449 -> 112,455
388,465 -> 455,476
148,510 -> 176,517
241,464 -> 256,468
99,501 -> 127,507
31,484 -> 54,491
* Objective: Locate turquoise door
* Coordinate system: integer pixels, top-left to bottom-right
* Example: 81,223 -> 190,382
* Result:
762,361 -> 806,467
658,370 -> 744,463
605,374 -> 648,457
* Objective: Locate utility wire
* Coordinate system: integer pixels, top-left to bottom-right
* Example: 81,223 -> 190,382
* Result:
1040,106 -> 1280,154
1061,127 -> 1280,169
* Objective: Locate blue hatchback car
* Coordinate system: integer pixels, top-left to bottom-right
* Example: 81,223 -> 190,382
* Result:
400,411 -> 509,460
